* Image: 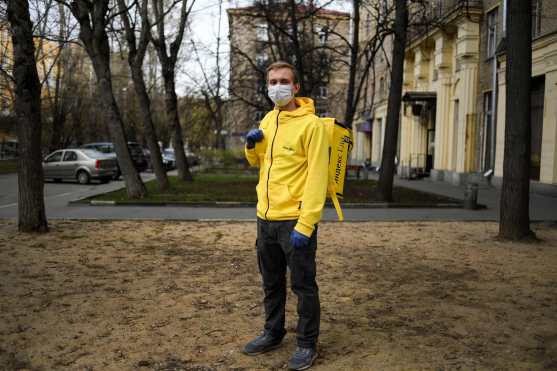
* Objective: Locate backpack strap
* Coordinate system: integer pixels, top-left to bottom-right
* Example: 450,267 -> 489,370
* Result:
327,181 -> 344,222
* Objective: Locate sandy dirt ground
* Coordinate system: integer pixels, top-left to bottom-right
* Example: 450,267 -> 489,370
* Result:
1,220 -> 556,371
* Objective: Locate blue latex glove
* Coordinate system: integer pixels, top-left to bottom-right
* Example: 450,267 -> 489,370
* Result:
246,129 -> 264,149
290,230 -> 310,249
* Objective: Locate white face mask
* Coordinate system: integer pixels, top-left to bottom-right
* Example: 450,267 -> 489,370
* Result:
268,83 -> 294,107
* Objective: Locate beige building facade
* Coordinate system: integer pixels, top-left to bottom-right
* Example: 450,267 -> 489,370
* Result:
351,6 -> 394,168
494,1 -> 557,187
354,0 -> 557,188
399,1 -> 484,185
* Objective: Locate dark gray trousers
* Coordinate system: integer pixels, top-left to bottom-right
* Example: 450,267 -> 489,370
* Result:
256,217 -> 320,348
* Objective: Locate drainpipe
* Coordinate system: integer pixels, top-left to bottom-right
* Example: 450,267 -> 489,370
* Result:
490,53 -> 497,172
490,13 -> 500,174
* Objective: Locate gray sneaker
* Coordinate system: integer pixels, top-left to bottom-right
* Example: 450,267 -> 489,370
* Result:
242,333 -> 283,356
287,346 -> 318,370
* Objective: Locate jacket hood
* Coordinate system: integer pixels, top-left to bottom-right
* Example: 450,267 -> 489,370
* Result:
275,97 -> 316,118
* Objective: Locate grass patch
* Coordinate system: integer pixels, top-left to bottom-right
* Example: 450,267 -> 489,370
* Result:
90,174 -> 460,205
0,160 -> 17,175
93,174 -> 259,203
344,180 -> 459,204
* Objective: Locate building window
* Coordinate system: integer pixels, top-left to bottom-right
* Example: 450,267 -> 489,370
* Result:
256,78 -> 266,95
482,91 -> 494,171
256,22 -> 268,42
317,26 -> 328,45
379,77 -> 385,98
532,0 -> 543,38
503,0 -> 507,32
255,53 -> 269,69
452,99 -> 459,168
365,13 -> 372,36
318,52 -> 329,69
318,86 -> 328,99
315,100 -> 328,117
487,7 -> 498,58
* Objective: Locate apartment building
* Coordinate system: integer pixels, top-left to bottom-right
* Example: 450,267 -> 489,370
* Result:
226,2 -> 350,149
0,22 -> 96,144
494,0 -> 557,187
351,5 -> 394,166
0,22 -> 13,118
356,0 -> 557,188
350,8 -> 393,168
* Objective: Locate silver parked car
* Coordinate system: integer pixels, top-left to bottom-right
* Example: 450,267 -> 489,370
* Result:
42,148 -> 118,184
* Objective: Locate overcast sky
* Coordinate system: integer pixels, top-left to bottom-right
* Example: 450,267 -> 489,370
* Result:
178,0 -> 352,95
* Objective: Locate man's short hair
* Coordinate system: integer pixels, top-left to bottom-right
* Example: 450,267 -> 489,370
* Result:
266,61 -> 299,84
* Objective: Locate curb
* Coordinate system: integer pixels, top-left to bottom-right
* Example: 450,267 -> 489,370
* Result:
70,199 -> 481,209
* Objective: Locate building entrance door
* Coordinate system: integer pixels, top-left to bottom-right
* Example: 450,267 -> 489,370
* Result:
531,76 -> 545,181
426,102 -> 436,174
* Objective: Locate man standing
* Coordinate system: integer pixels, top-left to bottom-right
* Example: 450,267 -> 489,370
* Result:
243,61 -> 329,370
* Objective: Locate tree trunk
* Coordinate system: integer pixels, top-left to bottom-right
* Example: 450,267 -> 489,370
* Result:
377,0 -> 407,202
8,0 -> 49,233
287,0 -> 307,96
130,65 -> 170,190
49,106 -> 65,152
71,0 -> 146,199
163,72 -> 193,181
149,0 -> 194,181
499,0 -> 534,240
117,0 -> 170,191
96,66 -> 146,198
344,0 -> 360,127
216,96 -> 225,150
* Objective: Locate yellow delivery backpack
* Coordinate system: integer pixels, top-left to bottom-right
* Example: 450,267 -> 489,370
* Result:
321,118 -> 353,221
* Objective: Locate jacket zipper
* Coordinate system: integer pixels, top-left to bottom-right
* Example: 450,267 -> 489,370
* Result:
264,111 -> 280,220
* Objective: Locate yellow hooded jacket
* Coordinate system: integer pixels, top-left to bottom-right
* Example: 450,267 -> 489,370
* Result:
245,97 -> 329,238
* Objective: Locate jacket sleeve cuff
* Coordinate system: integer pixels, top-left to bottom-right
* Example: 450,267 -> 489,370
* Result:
294,222 -> 314,238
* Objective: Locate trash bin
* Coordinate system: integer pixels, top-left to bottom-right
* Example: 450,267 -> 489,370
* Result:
362,166 -> 369,180
464,183 -> 479,210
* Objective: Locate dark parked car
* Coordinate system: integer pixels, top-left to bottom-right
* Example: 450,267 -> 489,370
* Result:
42,149 -> 118,184
163,148 -> 199,167
81,142 -> 148,176
162,149 -> 176,170
144,148 -> 176,171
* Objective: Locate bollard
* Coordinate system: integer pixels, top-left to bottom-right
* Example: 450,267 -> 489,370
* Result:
464,183 -> 479,209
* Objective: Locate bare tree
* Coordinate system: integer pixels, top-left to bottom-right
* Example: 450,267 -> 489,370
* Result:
341,0 -> 392,127
377,0 -> 407,202
499,0 -> 535,240
150,0 -> 195,181
2,0 -> 80,150
117,0 -> 169,191
61,0 -> 146,199
229,0 -> 344,114
36,0 -> 78,152
6,0 -> 48,232
190,0 -> 226,149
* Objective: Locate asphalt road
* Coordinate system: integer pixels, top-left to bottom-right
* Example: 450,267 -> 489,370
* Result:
1,172 -> 556,222
0,172 -> 153,218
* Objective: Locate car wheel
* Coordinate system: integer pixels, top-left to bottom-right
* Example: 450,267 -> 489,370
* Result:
77,171 -> 90,185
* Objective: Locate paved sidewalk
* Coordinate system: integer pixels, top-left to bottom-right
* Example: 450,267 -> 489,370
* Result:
366,173 -> 557,221
1,172 -> 556,221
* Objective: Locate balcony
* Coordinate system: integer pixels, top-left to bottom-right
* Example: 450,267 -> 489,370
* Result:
408,0 -> 483,43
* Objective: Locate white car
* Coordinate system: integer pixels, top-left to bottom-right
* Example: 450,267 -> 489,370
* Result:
42,149 -> 118,184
